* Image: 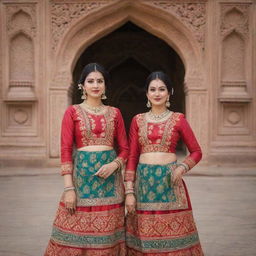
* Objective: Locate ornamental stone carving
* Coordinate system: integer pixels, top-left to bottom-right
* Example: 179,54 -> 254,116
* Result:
220,3 -> 250,39
50,0 -> 114,49
13,109 -> 29,125
142,0 -> 206,44
6,4 -> 37,37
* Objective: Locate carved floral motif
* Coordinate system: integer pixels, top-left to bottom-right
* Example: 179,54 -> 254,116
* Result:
50,1 -> 113,49
220,4 -> 250,39
143,1 -> 206,44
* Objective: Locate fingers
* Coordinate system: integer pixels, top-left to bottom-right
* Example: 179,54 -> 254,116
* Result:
95,170 -> 108,179
126,205 -> 136,215
65,202 -> 76,215
173,176 -> 182,186
172,174 -> 182,186
95,166 -> 112,179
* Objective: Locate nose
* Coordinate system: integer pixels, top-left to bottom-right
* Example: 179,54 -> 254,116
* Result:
92,81 -> 99,87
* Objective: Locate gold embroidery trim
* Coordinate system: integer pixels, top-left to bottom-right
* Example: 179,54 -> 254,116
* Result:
74,105 -> 116,147
136,112 -> 181,153
124,169 -> 136,182
183,156 -> 196,170
124,181 -> 135,194
61,162 -> 73,175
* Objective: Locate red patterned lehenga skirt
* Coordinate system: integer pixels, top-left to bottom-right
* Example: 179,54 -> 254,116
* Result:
45,150 -> 126,256
126,162 -> 204,256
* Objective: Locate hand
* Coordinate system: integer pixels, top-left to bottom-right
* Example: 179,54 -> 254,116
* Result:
172,166 -> 185,186
125,194 -> 136,214
94,161 -> 118,179
64,190 -> 76,215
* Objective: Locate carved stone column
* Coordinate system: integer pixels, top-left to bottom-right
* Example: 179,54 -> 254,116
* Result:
185,77 -> 208,162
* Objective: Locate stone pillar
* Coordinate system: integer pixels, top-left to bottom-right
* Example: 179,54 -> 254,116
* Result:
0,1 -> 46,165
185,77 -> 208,163
208,1 -> 256,164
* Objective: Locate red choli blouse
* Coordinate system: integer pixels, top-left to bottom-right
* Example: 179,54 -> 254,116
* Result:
125,112 -> 202,182
61,105 -> 129,175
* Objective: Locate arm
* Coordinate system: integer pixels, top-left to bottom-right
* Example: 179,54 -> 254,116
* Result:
124,116 -> 140,193
60,106 -> 76,214
125,116 -> 140,214
61,106 -> 75,176
179,114 -> 202,171
113,108 -> 129,168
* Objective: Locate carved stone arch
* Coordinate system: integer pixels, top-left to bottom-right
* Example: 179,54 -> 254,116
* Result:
9,31 -> 34,82
11,9 -> 32,29
221,30 -> 245,81
115,82 -> 145,103
220,4 -> 249,39
49,0 -> 207,159
108,56 -> 152,76
109,57 -> 149,102
9,29 -> 33,42
222,26 -> 246,42
224,7 -> 244,24
6,6 -> 36,37
51,0 -> 204,87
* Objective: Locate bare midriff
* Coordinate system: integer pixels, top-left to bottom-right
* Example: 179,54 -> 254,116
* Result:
77,145 -> 113,151
139,152 -> 177,165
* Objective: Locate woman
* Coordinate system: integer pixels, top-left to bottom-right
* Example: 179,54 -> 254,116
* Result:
125,71 -> 204,255
45,63 -> 128,256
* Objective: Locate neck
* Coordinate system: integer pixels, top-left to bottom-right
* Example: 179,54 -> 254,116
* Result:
151,105 -> 167,114
84,98 -> 102,107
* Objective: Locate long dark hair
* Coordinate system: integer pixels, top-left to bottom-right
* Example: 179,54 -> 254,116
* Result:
145,71 -> 173,93
78,63 -> 110,87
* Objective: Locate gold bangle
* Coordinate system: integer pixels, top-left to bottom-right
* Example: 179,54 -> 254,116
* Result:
113,160 -> 121,171
179,163 -> 189,172
64,186 -> 75,192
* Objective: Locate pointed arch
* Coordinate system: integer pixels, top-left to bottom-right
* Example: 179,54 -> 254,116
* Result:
51,0 -> 204,88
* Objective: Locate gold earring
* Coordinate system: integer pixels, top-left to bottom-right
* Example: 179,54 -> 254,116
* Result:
166,98 -> 170,108
81,91 -> 87,100
146,100 -> 151,108
101,93 -> 107,100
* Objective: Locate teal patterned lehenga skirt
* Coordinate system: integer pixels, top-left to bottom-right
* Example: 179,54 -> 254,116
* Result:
45,150 -> 126,256
126,161 -> 204,256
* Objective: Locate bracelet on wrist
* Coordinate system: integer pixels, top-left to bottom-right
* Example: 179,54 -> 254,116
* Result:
64,186 -> 75,192
113,158 -> 123,171
113,160 -> 121,170
125,191 -> 135,195
179,163 -> 189,172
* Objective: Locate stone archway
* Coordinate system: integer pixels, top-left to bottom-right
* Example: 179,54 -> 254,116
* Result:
72,22 -> 185,129
48,0 -> 208,161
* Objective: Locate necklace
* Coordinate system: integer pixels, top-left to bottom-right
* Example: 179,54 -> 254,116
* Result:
81,101 -> 105,114
148,109 -> 170,121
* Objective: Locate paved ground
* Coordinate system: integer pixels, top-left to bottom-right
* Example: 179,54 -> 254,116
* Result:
0,166 -> 256,256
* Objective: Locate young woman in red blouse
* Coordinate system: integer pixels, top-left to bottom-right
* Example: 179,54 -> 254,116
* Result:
125,71 -> 204,255
45,63 -> 128,256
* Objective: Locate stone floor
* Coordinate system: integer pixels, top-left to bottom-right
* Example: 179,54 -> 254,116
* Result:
0,166 -> 256,256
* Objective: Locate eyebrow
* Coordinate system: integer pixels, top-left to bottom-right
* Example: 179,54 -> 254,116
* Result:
149,85 -> 166,89
86,78 -> 104,80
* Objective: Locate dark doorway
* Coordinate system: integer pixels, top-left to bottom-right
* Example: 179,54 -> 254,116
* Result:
72,21 -> 185,131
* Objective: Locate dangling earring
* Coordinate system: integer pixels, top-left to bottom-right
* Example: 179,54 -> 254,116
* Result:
78,83 -> 87,100
101,93 -> 107,100
146,100 -> 151,108
166,98 -> 170,108
81,91 -> 87,100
